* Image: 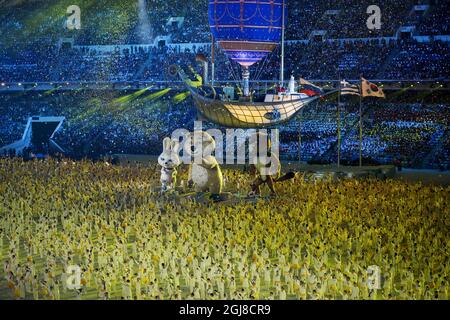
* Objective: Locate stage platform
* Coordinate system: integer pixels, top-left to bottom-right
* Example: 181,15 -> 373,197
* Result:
282,162 -> 397,180
109,154 -> 398,181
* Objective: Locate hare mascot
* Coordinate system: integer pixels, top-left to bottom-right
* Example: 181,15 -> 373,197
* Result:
185,131 -> 223,194
158,137 -> 181,192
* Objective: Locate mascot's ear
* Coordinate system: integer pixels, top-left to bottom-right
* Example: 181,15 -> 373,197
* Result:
171,140 -> 180,153
202,132 -> 216,155
182,133 -> 193,156
163,137 -> 172,151
253,132 -> 270,150
184,132 -> 192,143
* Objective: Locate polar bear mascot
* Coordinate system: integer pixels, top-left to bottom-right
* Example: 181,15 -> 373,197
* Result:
184,130 -> 223,194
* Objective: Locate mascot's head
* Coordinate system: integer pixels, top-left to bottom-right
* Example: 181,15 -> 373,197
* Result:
184,131 -> 216,160
248,131 -> 271,160
247,131 -> 280,176
158,137 -> 181,169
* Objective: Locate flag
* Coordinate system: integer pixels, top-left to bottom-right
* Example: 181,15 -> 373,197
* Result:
195,53 -> 207,63
340,80 -> 360,96
299,78 -> 324,97
361,78 -> 385,98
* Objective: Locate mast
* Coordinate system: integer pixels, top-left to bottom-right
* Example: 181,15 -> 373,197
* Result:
280,0 -> 285,87
337,78 -> 341,168
359,81 -> 363,167
211,34 -> 215,87
243,66 -> 250,97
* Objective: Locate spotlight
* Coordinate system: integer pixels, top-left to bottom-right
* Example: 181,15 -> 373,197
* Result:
138,0 -> 153,44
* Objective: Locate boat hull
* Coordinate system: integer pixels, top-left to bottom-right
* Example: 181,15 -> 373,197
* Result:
185,84 -> 320,128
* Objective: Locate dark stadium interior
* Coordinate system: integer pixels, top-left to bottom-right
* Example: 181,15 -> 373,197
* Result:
1,0 -> 448,169
0,1 -> 448,164
0,0 -> 449,304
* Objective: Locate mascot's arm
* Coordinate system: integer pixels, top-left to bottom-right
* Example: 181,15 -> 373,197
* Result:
201,156 -> 219,169
271,153 -> 282,179
187,164 -> 194,187
171,169 -> 177,186
256,154 -> 281,179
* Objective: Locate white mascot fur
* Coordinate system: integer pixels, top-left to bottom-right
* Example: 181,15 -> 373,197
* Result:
185,131 -> 223,194
158,137 -> 181,192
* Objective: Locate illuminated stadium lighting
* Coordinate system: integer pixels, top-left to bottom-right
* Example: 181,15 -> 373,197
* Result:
0,0 -> 448,305
137,0 -> 153,44
112,86 -> 153,106
142,88 -> 171,102
173,91 -> 191,103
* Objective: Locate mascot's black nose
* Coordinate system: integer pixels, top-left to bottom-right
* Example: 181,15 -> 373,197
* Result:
191,146 -> 196,153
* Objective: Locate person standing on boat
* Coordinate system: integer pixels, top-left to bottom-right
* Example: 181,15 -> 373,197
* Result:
288,75 -> 296,96
276,83 -> 286,99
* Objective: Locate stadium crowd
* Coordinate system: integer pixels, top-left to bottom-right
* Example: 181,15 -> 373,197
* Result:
1,38 -> 448,83
0,0 -> 448,169
279,99 -> 450,169
0,158 -> 448,300
0,0 -> 449,302
1,91 -> 448,169
1,0 -> 449,83
0,91 -> 196,159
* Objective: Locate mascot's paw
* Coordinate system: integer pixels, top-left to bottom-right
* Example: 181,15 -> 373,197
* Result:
210,193 -> 231,202
159,185 -> 169,196
248,191 -> 259,197
156,185 -> 178,196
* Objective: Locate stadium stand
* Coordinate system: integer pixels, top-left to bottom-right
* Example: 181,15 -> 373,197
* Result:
0,0 -> 448,169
